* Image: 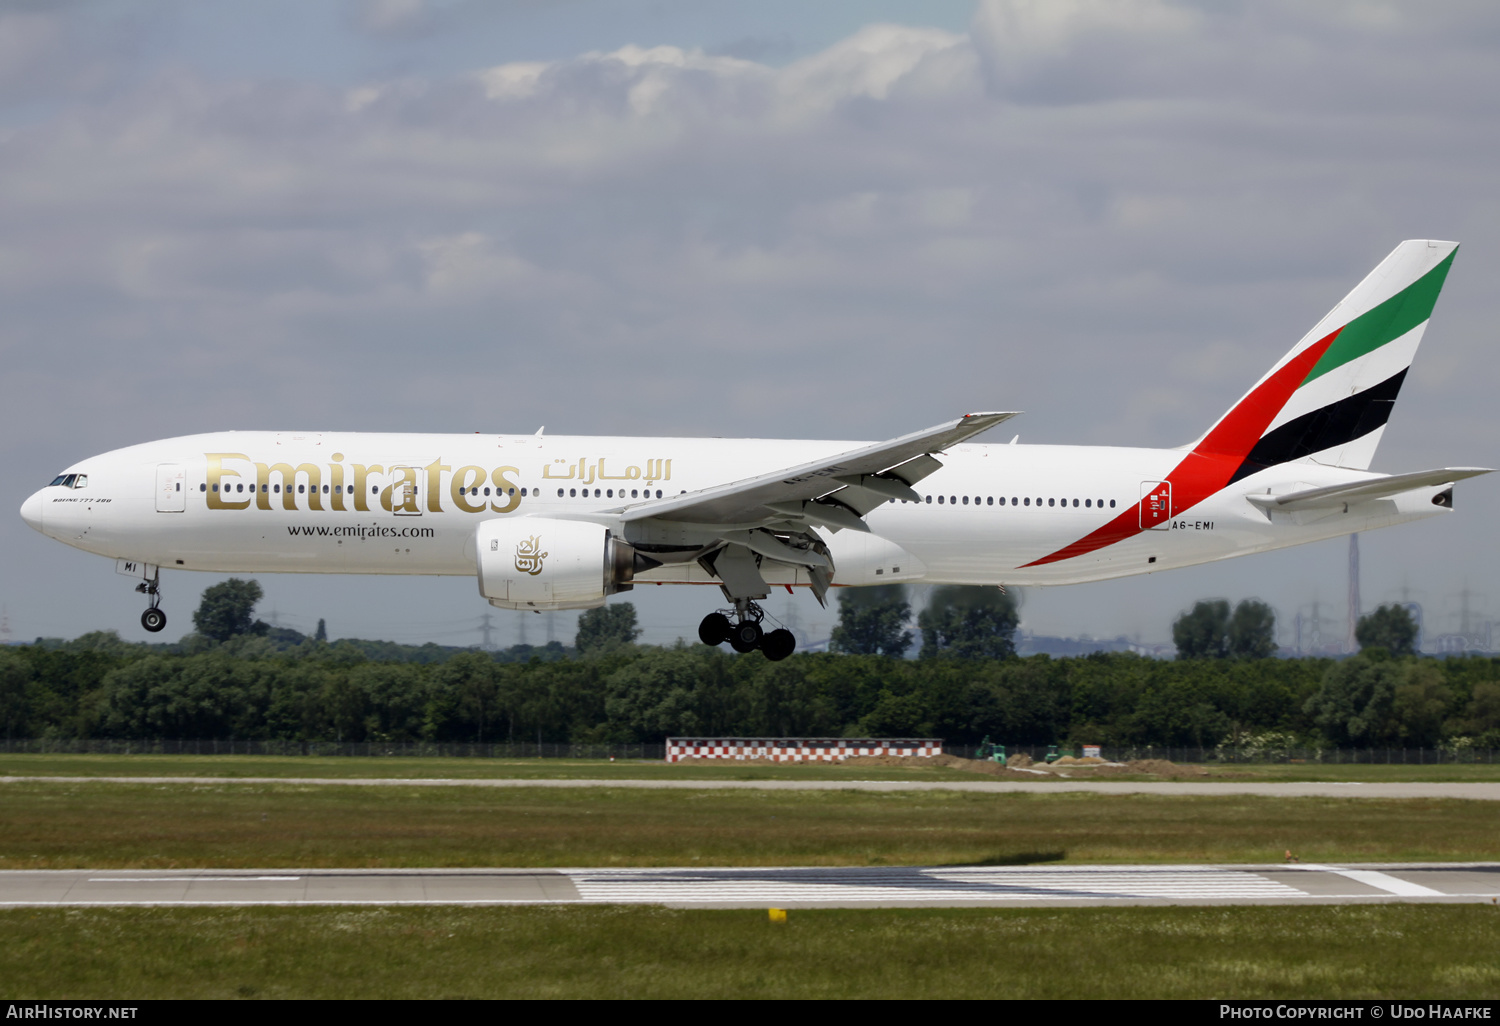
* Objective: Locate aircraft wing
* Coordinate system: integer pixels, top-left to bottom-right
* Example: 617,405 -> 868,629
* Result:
1245,467 -> 1493,512
619,411 -> 1018,529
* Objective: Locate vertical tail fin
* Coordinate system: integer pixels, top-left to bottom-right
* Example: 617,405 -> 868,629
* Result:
1194,239 -> 1457,482
1024,241 -> 1458,569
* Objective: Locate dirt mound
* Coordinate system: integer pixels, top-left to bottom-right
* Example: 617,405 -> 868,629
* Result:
1005,752 -> 1034,768
1053,755 -> 1107,765
1126,759 -> 1193,775
1054,759 -> 1215,778
842,753 -> 1053,780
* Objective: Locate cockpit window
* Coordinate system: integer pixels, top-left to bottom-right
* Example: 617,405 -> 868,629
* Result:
72,475 -> 87,489
50,474 -> 73,487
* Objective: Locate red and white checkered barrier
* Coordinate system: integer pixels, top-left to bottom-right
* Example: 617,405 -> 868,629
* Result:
665,738 -> 943,763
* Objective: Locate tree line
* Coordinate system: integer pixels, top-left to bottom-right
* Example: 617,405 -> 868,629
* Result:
0,580 -> 1492,750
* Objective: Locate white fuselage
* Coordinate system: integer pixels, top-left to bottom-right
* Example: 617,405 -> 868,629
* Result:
21,430 -> 1451,594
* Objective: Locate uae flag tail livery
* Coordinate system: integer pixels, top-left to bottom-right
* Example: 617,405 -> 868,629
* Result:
1212,238 -> 1456,481
1026,240 -> 1470,569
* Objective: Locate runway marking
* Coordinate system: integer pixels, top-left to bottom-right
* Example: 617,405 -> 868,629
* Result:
1297,865 -> 1445,897
566,866 -> 1308,904
3,864 -> 1494,908
87,876 -> 301,883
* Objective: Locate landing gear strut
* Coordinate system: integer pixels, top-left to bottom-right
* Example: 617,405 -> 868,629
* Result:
698,600 -> 796,661
136,576 -> 166,633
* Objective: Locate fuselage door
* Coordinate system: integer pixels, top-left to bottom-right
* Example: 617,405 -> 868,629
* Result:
1139,480 -> 1171,530
155,464 -> 186,513
387,462 -> 424,516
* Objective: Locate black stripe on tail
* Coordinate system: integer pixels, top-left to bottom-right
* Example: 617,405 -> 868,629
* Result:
1228,369 -> 1407,485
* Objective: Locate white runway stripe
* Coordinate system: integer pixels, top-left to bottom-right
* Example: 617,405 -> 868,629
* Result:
1298,866 -> 1445,897
87,876 -> 301,883
566,866 -> 1307,904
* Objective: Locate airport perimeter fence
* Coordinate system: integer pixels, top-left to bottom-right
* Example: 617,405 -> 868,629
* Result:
944,743 -> 1500,765
1,738 -> 1498,764
0,738 -> 668,760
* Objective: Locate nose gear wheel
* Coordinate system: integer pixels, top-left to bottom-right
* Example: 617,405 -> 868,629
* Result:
135,575 -> 167,633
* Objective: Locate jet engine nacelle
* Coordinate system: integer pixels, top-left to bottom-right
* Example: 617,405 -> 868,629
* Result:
475,517 -> 645,611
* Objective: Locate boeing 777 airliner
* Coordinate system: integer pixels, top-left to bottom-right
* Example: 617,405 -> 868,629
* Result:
20,240 -> 1488,660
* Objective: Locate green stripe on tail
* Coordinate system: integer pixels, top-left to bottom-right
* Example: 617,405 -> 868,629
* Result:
1302,248 -> 1456,385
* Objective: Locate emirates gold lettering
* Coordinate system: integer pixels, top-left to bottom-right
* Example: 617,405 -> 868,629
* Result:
257,462 -> 323,510
382,466 -> 420,513
352,464 -> 383,512
205,453 -> 251,510
329,453 -> 347,512
201,451 -> 674,514
491,466 -> 521,513
451,466 -> 487,513
425,458 -> 449,514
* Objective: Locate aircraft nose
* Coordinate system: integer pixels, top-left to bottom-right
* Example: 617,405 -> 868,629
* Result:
20,490 -> 44,533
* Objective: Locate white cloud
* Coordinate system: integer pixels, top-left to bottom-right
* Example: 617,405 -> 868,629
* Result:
350,0 -> 435,37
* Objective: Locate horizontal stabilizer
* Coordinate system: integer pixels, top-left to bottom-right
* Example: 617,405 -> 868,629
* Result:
1246,467 -> 1492,512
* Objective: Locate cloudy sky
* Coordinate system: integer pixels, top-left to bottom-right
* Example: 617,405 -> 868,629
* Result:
3,0 -> 1498,651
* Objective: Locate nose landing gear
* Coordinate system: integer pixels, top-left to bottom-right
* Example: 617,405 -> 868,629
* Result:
697,600 -> 796,661
136,576 -> 167,633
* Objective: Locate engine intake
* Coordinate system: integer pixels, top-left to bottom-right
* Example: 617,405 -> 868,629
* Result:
475,518 -> 655,611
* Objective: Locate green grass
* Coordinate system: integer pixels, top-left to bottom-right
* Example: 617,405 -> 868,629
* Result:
3,780 -> 1497,868
1191,761 -> 1500,782
5,752 -> 1500,782
0,753 -> 978,782
5,904 -> 1500,999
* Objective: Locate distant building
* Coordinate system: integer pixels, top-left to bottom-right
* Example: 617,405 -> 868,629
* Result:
1014,630 -> 1171,659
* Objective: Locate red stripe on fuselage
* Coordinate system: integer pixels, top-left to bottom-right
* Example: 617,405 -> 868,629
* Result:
1020,328 -> 1340,568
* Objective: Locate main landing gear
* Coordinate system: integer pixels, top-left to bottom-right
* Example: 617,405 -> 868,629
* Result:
698,600 -> 796,661
136,576 -> 167,633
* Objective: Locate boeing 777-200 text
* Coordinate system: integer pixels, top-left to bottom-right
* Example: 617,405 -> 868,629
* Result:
20,240 -> 1489,660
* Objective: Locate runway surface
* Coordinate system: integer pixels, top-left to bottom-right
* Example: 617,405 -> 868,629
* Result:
3,864 -> 1497,909
4,775 -> 1500,799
